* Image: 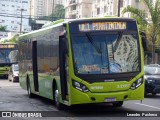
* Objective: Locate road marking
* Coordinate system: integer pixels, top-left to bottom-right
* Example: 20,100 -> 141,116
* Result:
135,103 -> 160,110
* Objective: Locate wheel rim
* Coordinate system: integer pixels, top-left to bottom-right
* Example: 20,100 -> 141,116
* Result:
28,84 -> 31,95
55,89 -> 59,105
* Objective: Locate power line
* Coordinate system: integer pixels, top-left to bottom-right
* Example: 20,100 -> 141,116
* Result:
0,12 -> 52,18
0,14 -> 61,20
0,14 -> 48,19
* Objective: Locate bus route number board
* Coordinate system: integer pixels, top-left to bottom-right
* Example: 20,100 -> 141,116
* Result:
104,98 -> 116,102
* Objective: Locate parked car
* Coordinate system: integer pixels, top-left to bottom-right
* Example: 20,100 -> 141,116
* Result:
8,64 -> 19,82
144,64 -> 160,96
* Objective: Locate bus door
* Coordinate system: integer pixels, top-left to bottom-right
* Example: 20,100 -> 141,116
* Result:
59,36 -> 68,100
32,41 -> 39,92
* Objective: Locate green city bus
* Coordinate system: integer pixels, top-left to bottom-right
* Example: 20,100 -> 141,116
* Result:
18,17 -> 146,109
0,42 -> 18,78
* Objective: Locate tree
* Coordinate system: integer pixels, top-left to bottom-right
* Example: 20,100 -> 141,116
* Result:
8,34 -> 19,43
122,0 -> 160,63
0,25 -> 7,31
50,4 -> 65,21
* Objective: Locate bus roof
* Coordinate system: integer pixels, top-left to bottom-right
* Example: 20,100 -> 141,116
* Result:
19,17 -> 136,39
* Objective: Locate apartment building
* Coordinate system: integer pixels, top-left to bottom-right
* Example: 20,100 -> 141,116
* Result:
91,0 -> 148,18
121,0 -> 148,18
92,0 -> 119,17
65,0 -> 92,19
30,0 -> 65,18
30,0 -> 43,18
0,0 -> 31,33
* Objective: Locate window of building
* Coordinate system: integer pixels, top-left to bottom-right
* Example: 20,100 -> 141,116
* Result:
97,8 -> 100,15
72,15 -> 76,19
72,5 -> 76,10
104,6 -> 106,13
22,1 -> 28,3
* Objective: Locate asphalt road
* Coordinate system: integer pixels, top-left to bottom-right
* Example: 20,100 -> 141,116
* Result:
0,79 -> 160,120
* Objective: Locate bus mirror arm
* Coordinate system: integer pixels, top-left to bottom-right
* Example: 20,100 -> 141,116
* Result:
140,31 -> 148,52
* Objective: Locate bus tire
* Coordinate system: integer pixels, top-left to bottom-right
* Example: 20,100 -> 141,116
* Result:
27,79 -> 34,98
112,101 -> 123,107
54,86 -> 64,110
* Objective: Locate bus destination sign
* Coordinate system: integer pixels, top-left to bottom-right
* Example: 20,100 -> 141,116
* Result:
0,44 -> 16,49
79,22 -> 126,31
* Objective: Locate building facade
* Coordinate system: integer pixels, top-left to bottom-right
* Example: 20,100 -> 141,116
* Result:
0,0 -> 31,33
92,0 -> 119,17
30,0 -> 65,18
65,0 -> 92,19
120,0 -> 148,18
91,0 -> 148,18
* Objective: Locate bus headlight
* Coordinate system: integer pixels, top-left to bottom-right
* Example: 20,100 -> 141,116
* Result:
130,78 -> 143,90
72,80 -> 89,93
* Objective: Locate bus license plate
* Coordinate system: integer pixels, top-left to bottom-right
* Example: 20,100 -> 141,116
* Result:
104,98 -> 116,102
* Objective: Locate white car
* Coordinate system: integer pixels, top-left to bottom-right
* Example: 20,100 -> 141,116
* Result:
8,64 -> 19,82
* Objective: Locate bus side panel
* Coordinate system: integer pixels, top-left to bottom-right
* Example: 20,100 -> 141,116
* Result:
19,39 -> 28,90
35,27 -> 61,99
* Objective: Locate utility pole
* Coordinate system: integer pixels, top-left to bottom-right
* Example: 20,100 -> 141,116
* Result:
52,0 -> 54,21
117,0 -> 120,17
20,9 -> 24,34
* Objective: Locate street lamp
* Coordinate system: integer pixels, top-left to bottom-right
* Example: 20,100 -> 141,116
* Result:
20,8 -> 25,34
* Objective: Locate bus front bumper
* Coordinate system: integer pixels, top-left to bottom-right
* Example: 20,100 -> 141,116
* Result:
69,85 -> 144,105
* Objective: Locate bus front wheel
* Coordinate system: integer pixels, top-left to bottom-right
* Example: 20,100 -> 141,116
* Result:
54,87 -> 64,110
27,80 -> 34,98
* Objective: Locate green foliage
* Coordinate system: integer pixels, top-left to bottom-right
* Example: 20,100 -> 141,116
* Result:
8,34 -> 19,43
0,25 -> 7,31
49,4 -> 65,21
122,0 -> 160,63
122,5 -> 148,31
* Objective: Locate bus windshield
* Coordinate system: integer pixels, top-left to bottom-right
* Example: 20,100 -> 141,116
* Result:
71,32 -> 140,74
0,49 -> 18,64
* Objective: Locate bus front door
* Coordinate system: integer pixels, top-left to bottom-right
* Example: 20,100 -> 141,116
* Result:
59,36 -> 68,100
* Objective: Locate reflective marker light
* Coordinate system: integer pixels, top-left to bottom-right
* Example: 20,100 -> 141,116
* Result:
72,80 -> 89,93
130,78 -> 143,90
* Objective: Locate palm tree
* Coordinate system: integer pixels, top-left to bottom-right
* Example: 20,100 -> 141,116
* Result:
122,0 -> 160,63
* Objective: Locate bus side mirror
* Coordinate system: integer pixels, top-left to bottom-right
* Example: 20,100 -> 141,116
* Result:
140,31 -> 148,52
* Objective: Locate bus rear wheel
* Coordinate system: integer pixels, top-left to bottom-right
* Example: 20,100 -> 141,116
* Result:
27,80 -> 35,98
112,101 -> 123,107
54,87 -> 64,110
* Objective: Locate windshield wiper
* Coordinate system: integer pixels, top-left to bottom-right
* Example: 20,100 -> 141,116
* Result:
86,33 -> 102,54
113,31 -> 123,52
